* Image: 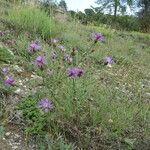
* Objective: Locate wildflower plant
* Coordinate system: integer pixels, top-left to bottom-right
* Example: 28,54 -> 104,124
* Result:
6,30 -> 105,137
1,68 -> 9,75
92,32 -> 104,43
67,67 -> 84,78
4,76 -> 15,86
103,56 -> 114,67
34,55 -> 46,68
38,98 -> 53,112
28,41 -> 41,53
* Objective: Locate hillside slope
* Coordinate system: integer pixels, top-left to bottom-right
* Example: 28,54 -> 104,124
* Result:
0,1 -> 150,150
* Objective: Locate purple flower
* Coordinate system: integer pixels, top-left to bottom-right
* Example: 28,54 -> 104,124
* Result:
64,54 -> 73,63
34,55 -> 46,67
38,99 -> 53,111
103,56 -> 114,65
67,67 -> 84,78
28,41 -> 40,53
4,76 -> 15,85
0,31 -> 4,36
58,45 -> 66,52
92,32 -> 104,42
1,68 -> 9,75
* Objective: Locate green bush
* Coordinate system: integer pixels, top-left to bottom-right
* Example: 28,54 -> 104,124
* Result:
17,97 -> 48,135
7,6 -> 56,39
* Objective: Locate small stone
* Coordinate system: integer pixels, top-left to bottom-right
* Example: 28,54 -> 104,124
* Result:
107,64 -> 112,68
31,74 -> 42,80
14,134 -> 20,138
5,132 -> 11,136
12,146 -> 18,149
8,142 -> 13,146
14,88 -> 21,94
18,79 -> 23,86
145,93 -> 150,97
14,142 -> 20,145
13,65 -> 23,72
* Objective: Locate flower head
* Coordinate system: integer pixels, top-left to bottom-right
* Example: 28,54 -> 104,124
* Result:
0,31 -> 5,36
28,41 -> 40,53
103,56 -> 114,65
92,32 -> 104,42
58,45 -> 65,52
67,67 -> 84,78
38,98 -> 53,111
4,76 -> 15,86
1,68 -> 9,75
64,54 -> 73,63
34,55 -> 46,67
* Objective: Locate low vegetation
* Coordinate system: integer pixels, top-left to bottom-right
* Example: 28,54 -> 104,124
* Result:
0,0 -> 150,149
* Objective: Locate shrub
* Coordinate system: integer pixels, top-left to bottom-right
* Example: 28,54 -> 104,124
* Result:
7,6 -> 56,39
17,97 -> 48,135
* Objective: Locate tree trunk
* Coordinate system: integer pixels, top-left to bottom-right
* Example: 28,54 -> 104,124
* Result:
114,1 -> 118,20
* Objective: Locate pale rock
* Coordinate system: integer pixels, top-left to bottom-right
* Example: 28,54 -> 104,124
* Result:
5,132 -> 11,136
12,146 -> 18,149
107,64 -> 112,68
13,65 -> 23,72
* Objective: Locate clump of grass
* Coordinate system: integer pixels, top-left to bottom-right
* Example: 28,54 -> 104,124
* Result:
0,47 -> 14,63
36,135 -> 75,150
7,6 -> 56,39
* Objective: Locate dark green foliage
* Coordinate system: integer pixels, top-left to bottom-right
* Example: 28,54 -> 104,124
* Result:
84,9 -> 95,23
138,0 -> 150,32
17,98 -> 48,135
95,0 -> 134,18
40,0 -> 58,15
59,0 -> 67,11
69,10 -> 140,31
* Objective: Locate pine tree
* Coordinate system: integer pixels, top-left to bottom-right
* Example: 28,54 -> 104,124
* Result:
95,0 -> 134,19
59,0 -> 67,11
138,0 -> 150,32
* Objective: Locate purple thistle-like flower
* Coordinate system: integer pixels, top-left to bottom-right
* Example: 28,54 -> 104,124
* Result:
103,56 -> 114,65
64,54 -> 73,63
67,67 -> 84,78
92,32 -> 104,42
1,68 -> 9,75
28,41 -> 40,53
4,76 -> 15,86
38,99 -> 53,111
34,55 -> 46,67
